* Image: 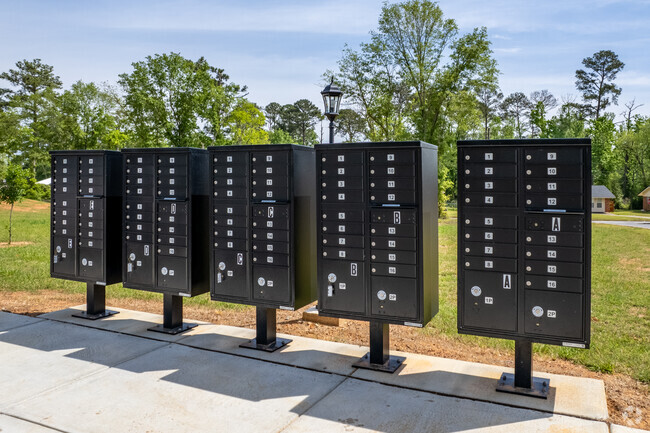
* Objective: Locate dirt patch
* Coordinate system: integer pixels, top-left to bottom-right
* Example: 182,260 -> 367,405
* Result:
0,200 -> 49,213
1,289 -> 648,429
0,241 -> 34,248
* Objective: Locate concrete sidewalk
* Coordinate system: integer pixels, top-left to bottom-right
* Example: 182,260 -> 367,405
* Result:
0,308 -> 643,433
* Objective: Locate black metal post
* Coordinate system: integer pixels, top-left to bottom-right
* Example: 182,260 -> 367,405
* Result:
240,306 -> 292,352
72,283 -> 119,320
148,293 -> 197,335
496,340 -> 550,398
329,120 -> 335,144
353,321 -> 405,373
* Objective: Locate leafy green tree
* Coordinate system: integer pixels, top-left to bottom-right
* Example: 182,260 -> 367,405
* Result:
277,99 -> 321,146
546,102 -> 587,139
501,92 -> 531,139
590,115 -> 618,190
615,118 -> 650,206
264,102 -> 283,131
0,164 -> 32,244
476,87 -> 502,139
575,50 -> 625,119
0,59 -> 62,176
268,128 -> 298,144
228,101 -> 268,145
335,108 -> 366,142
528,90 -> 557,137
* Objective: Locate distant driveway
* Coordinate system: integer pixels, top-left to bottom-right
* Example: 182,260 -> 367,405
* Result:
593,220 -> 650,230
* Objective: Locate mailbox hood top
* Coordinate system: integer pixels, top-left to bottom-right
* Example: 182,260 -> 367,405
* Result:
315,140 -> 437,150
458,138 -> 591,147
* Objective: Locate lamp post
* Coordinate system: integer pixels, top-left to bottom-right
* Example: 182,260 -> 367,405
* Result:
321,78 -> 343,143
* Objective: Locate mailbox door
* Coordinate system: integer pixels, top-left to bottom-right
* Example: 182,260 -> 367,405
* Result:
213,250 -> 248,299
52,236 -> 76,276
320,259 -> 366,315
125,242 -> 154,286
461,271 -> 517,332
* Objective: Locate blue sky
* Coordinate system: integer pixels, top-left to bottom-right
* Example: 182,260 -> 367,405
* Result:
2,0 -> 650,121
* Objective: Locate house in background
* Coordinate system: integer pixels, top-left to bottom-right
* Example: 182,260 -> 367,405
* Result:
639,186 -> 650,211
592,185 -> 615,213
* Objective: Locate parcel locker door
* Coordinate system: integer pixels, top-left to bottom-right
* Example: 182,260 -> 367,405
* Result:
524,290 -> 583,340
320,259 -> 366,315
462,271 -> 517,332
370,277 -> 418,321
252,265 -> 291,305
157,256 -> 189,291
213,250 -> 248,299
52,236 -> 76,276
125,243 -> 154,286
78,248 -> 104,280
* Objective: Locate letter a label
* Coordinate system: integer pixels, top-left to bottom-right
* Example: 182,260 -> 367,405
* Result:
503,274 -> 512,289
551,217 -> 561,232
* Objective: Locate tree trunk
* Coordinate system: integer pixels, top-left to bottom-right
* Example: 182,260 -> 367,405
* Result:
9,202 -> 14,245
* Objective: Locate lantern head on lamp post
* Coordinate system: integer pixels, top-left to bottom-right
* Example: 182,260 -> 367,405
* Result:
321,78 -> 343,143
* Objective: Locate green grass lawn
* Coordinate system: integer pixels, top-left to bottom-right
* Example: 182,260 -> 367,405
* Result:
1,200 -> 649,382
592,210 -> 650,221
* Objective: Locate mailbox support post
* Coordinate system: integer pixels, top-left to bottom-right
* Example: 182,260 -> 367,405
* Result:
353,321 -> 405,373
496,340 -> 550,398
72,283 -> 119,320
240,306 -> 291,352
148,294 -> 197,335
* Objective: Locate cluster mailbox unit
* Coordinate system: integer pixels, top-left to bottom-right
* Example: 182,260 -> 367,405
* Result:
121,148 -> 210,334
50,150 -> 123,319
315,141 -> 439,371
208,144 -> 316,351
457,138 -> 591,397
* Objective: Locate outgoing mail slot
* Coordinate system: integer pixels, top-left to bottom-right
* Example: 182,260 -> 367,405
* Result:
463,163 -> 517,178
252,265 -> 291,304
524,290 -> 583,339
526,214 -> 584,232
215,237 -> 247,250
463,148 -> 517,163
525,260 -> 583,278
463,213 -> 518,229
525,194 -> 584,211
525,179 -> 583,194
253,252 -> 290,267
253,240 -> 288,255
321,189 -> 364,203
463,228 -> 517,243
370,223 -> 416,237
525,148 -> 583,165
525,246 -> 583,262
369,150 -> 415,165
322,221 -> 364,235
320,259 -> 366,315
322,247 -> 364,261
323,234 -> 364,249
370,237 -> 416,251
463,242 -> 518,259
525,231 -> 583,247
157,235 -> 188,247
157,256 -> 189,291
368,164 -> 416,177
464,193 -> 517,207
78,248 -> 103,280
371,249 -> 417,265
464,257 -> 517,273
463,178 -> 517,193
370,189 -> 417,205
524,275 -> 583,293
370,276 -> 418,320
525,164 -> 584,179
252,229 -> 290,243
212,251 -> 249,299
461,271 -> 517,332
214,227 -> 247,239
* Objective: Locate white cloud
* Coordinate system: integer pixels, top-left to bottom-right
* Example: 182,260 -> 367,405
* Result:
494,47 -> 521,54
617,71 -> 650,87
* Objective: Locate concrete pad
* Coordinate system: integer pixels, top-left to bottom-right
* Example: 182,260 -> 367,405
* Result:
0,311 -> 42,331
0,414 -> 60,432
611,425 -> 650,432
282,378 -> 610,433
39,305 -> 209,343
350,350 -> 608,421
0,320 -> 166,409
177,323 -> 368,376
6,343 -> 346,433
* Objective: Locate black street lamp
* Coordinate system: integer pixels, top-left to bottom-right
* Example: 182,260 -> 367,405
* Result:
321,78 -> 343,143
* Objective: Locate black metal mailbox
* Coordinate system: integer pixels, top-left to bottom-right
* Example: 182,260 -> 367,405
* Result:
208,144 -> 317,351
50,150 -> 123,319
315,141 -> 439,371
457,138 -> 591,398
121,148 -> 209,333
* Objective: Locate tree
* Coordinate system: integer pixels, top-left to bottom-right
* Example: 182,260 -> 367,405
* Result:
0,59 -> 62,176
264,102 -> 283,131
501,92 -> 531,138
575,50 -> 625,119
0,164 -> 32,244
277,100 -> 321,146
228,101 -> 268,145
476,87 -> 502,139
528,90 -> 557,137
335,108 -> 366,142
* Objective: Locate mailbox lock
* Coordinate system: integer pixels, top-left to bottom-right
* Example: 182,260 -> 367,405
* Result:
129,253 -> 136,262
56,246 -> 62,253
257,277 -> 266,286
526,170 -> 531,175
470,286 -> 482,297
327,273 -> 337,283
218,262 -> 226,271
377,290 -> 387,301
161,267 -> 168,276
532,306 -> 544,317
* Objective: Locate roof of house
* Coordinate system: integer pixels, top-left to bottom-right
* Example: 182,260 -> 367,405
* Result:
639,186 -> 650,197
592,185 -> 615,199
